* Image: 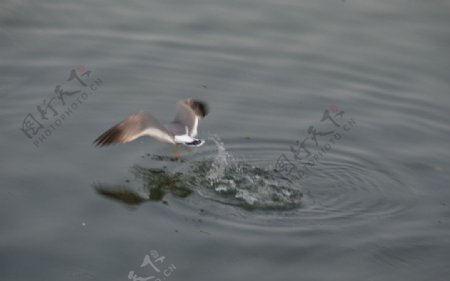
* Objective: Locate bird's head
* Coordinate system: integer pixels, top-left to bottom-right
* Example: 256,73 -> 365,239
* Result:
186,99 -> 209,118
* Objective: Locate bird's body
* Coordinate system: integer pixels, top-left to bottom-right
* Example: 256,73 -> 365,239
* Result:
94,99 -> 209,157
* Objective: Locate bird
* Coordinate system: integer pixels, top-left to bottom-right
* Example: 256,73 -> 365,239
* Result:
94,98 -> 209,159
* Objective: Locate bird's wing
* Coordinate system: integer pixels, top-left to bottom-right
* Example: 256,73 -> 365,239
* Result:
94,112 -> 174,146
172,100 -> 198,136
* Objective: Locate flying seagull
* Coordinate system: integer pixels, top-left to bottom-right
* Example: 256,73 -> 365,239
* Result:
94,98 -> 209,158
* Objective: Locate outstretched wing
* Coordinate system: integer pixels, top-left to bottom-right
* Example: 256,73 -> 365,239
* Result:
94,112 -> 174,146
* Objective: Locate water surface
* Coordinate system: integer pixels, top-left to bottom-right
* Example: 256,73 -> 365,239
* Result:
1,0 -> 450,280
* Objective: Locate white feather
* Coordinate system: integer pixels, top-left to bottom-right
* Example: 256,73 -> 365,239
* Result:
139,128 -> 175,144
174,134 -> 195,143
191,117 -> 199,137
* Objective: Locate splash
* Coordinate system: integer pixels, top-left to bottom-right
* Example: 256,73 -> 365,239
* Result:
205,136 -> 238,184
96,136 -> 303,210
187,136 -> 303,210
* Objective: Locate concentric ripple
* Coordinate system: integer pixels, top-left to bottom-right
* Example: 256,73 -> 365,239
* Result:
173,136 -> 417,227
298,156 -> 417,220
95,136 -> 416,226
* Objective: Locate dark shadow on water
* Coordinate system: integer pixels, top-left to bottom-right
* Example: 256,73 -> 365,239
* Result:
142,153 -> 187,163
95,185 -> 148,205
93,139 -> 303,210
94,165 -> 192,205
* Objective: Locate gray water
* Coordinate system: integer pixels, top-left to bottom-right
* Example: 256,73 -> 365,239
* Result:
1,0 -> 450,280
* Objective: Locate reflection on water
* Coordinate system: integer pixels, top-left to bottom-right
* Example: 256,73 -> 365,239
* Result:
95,136 -> 303,210
95,166 -> 191,205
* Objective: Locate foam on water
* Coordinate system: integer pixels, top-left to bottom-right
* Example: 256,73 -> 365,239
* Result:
94,136 -> 303,210
186,136 -> 303,209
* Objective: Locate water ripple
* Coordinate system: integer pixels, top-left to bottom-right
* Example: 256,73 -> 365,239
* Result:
94,135 -> 417,230
299,158 -> 416,220
174,136 -> 417,229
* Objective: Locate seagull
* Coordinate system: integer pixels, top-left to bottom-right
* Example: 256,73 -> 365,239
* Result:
94,98 -> 209,158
